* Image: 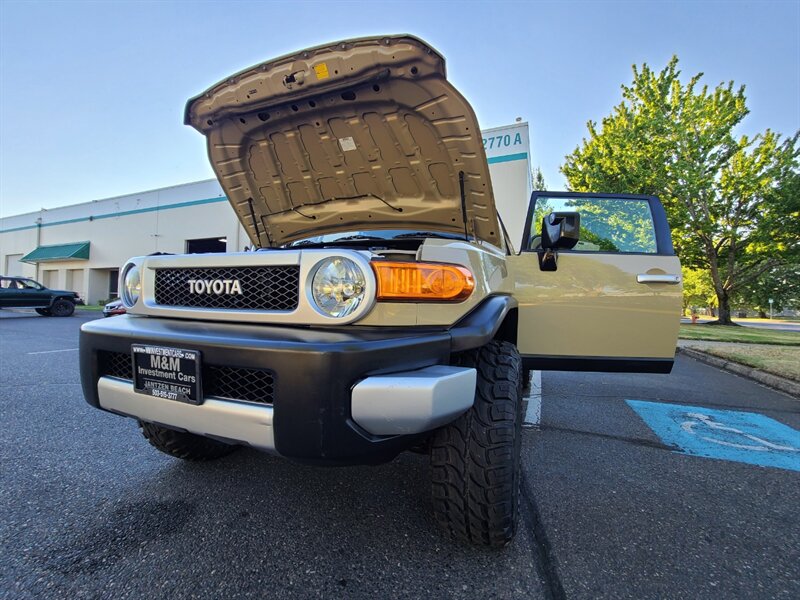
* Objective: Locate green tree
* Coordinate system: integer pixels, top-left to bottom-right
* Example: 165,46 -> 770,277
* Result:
532,167 -> 547,191
734,263 -> 800,318
561,56 -> 799,324
681,267 -> 717,315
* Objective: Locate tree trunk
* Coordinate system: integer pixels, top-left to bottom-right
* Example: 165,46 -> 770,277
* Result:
758,310 -> 767,319
704,241 -> 730,324
716,291 -> 733,325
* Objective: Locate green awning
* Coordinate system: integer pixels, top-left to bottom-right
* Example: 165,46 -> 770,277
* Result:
21,241 -> 90,264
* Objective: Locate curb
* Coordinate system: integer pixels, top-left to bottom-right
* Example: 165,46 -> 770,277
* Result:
677,347 -> 800,399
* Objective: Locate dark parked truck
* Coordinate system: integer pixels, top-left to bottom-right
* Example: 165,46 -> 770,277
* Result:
0,276 -> 79,316
79,35 -> 682,546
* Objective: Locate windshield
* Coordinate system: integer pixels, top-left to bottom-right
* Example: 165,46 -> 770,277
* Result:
283,230 -> 465,248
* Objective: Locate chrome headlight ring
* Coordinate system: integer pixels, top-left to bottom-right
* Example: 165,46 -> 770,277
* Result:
121,262 -> 141,308
309,256 -> 369,318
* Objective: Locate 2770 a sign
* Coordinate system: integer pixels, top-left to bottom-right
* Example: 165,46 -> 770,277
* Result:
480,123 -> 529,160
482,131 -> 523,150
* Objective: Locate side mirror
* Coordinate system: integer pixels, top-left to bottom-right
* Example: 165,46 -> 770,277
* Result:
541,211 -> 580,250
538,211 -> 580,271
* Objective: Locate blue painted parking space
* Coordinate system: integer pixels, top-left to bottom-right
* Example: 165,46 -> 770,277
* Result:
627,400 -> 800,472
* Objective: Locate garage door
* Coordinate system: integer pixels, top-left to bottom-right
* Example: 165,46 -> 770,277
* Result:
41,270 -> 58,288
67,269 -> 84,296
4,254 -> 24,277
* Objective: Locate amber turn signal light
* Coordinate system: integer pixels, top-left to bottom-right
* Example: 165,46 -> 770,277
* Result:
371,261 -> 475,301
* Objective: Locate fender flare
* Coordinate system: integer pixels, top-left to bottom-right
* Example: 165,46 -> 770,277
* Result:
449,295 -> 518,353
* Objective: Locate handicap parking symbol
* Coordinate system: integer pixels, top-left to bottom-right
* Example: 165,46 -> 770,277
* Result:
626,400 -> 800,472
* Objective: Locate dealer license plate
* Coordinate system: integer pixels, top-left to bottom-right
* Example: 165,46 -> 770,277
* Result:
132,344 -> 202,404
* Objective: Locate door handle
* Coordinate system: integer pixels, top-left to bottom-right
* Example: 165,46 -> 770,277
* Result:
637,274 -> 681,284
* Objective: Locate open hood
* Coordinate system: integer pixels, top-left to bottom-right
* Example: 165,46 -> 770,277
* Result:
185,35 -> 501,247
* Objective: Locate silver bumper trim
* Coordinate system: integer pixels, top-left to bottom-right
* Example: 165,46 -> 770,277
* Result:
351,365 -> 476,436
97,377 -> 276,452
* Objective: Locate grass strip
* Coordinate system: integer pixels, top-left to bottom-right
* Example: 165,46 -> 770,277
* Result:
679,324 -> 800,346
684,343 -> 800,382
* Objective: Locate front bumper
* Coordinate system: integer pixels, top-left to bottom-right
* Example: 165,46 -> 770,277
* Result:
97,376 -> 278,450
79,296 -> 513,465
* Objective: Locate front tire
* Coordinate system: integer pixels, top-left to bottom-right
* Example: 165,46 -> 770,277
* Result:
50,299 -> 75,317
430,340 -> 524,547
139,421 -> 239,461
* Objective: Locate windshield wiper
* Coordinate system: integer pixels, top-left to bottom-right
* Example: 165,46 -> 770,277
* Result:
286,234 -> 386,248
332,234 -> 387,242
392,231 -> 462,240
288,239 -> 324,247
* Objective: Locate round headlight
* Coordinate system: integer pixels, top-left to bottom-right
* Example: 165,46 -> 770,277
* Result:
121,264 -> 141,307
311,257 -> 367,318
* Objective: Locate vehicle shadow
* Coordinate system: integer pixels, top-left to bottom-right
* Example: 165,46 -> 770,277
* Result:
170,446 -> 438,543
35,446 -> 539,598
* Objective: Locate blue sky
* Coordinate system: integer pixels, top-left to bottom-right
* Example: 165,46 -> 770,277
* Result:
1,0 -> 798,217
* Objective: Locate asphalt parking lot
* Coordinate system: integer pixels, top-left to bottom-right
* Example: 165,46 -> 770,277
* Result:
1,311 -> 798,599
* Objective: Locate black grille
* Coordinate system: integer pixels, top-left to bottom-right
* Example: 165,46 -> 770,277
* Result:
99,351 -> 275,405
204,365 -> 275,404
101,351 -> 133,379
154,266 -> 299,310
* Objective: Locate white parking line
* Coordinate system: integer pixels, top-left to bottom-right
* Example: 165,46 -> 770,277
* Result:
27,348 -> 79,355
524,370 -> 542,427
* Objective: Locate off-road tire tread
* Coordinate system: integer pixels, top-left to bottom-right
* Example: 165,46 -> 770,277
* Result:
430,340 -> 524,547
50,299 -> 75,317
139,421 -> 238,461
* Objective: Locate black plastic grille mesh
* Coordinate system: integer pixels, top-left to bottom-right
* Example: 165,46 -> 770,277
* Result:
101,351 -> 133,379
99,351 -> 275,405
204,365 -> 275,404
154,266 -> 299,310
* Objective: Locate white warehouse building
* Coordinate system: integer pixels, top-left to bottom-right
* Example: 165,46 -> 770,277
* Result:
1,122 -> 531,305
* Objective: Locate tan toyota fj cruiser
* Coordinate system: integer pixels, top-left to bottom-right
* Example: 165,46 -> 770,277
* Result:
80,35 -> 682,546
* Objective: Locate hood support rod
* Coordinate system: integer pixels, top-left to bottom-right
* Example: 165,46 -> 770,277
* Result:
247,197 -> 268,248
458,171 -> 469,241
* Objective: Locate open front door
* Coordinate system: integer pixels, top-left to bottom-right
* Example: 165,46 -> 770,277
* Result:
507,192 -> 682,373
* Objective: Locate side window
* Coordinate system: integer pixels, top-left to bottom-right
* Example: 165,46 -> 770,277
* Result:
530,196 -> 658,254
